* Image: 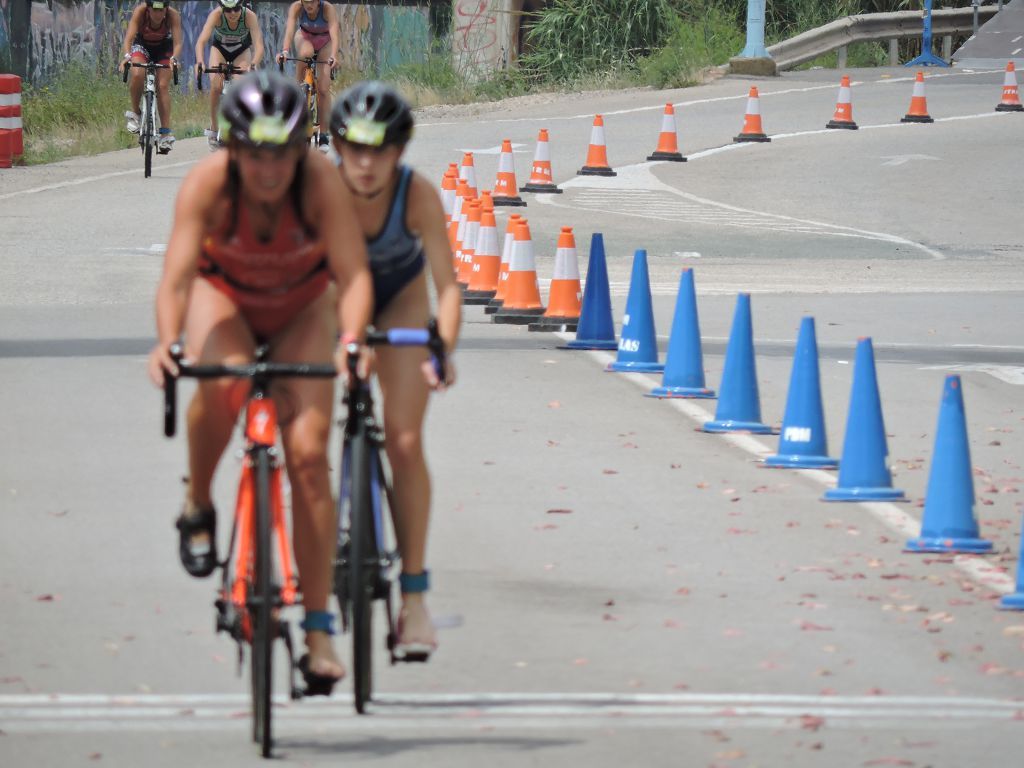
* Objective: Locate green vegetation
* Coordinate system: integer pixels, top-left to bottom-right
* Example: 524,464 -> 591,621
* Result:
22,61 -> 209,164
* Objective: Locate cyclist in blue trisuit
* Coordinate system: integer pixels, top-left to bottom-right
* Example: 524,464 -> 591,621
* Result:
194,0 -> 265,149
329,81 -> 461,660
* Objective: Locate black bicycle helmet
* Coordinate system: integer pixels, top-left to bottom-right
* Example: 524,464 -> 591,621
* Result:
219,70 -> 308,148
330,81 -> 414,147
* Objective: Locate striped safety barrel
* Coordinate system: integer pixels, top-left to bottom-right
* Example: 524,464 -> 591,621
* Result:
0,74 -> 24,168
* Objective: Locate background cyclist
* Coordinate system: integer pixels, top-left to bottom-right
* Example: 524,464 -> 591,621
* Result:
147,71 -> 373,692
330,81 -> 461,660
194,0 -> 265,150
277,0 -> 339,150
120,0 -> 183,154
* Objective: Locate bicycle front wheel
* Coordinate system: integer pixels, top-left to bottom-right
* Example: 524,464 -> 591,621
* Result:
251,449 -> 274,756
143,93 -> 154,178
346,432 -> 375,714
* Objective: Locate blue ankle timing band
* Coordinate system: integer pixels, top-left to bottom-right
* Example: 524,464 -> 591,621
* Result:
399,570 -> 430,594
300,610 -> 336,635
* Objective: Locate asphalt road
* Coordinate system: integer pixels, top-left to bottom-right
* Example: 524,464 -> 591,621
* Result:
1,66 -> 1023,767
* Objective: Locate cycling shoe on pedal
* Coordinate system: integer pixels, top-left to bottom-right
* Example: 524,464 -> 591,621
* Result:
317,133 -> 330,153
394,572 -> 437,662
298,654 -> 342,697
204,129 -> 221,150
157,131 -> 175,154
125,111 -> 140,134
175,501 -> 217,578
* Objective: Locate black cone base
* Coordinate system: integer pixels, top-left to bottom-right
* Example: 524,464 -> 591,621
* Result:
647,151 -> 686,161
520,183 -> 562,194
826,120 -> 858,129
900,114 -> 933,123
493,196 -> 528,206
463,289 -> 496,305
577,166 -> 617,176
528,316 -> 579,333
995,103 -> 1023,112
492,307 -> 545,324
734,133 -> 770,142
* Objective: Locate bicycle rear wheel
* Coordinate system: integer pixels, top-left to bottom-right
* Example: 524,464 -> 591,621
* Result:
143,93 -> 154,178
251,449 -> 274,756
347,432 -> 375,714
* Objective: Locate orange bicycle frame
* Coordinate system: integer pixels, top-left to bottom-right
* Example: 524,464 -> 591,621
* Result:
228,397 -> 300,639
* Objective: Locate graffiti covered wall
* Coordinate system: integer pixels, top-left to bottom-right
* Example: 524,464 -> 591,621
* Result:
0,0 -> 438,86
452,0 -> 512,77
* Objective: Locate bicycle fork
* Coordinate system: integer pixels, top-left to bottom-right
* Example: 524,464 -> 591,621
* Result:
214,446 -> 306,698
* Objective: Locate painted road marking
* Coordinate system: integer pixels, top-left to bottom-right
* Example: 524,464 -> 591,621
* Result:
456,143 -> 527,154
880,154 -> 940,166
2,692 -> 1021,733
0,161 -> 195,202
557,337 -> 1017,596
540,163 -> 946,260
923,364 -> 1024,386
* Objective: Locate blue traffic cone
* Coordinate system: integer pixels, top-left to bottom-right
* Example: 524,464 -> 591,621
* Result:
906,375 -> 993,553
765,317 -> 838,468
564,233 -> 617,351
823,338 -> 906,501
702,293 -> 771,434
999,516 -> 1024,610
647,268 -> 714,399
606,249 -> 663,373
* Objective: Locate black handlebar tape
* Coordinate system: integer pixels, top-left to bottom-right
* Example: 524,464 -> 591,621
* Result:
163,370 -> 177,438
173,65 -> 179,86
122,63 -> 129,83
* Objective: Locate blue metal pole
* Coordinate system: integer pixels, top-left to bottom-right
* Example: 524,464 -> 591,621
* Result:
739,0 -> 770,59
906,0 -> 950,67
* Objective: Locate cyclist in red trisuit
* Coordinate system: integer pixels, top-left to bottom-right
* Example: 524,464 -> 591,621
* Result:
330,81 -> 462,660
148,71 -> 372,692
120,0 -> 183,153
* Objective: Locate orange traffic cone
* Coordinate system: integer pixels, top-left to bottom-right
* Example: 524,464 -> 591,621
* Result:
901,72 -> 934,123
578,115 -> 617,176
484,214 -> 523,315
457,198 -> 481,287
647,104 -> 686,162
465,208 -> 501,304
826,75 -> 858,130
521,129 -> 562,194
735,87 -> 770,142
996,62 -> 1023,112
530,226 -> 582,332
492,139 -> 527,206
493,219 -> 545,324
448,179 -> 470,257
440,166 -> 458,226
459,152 -> 478,197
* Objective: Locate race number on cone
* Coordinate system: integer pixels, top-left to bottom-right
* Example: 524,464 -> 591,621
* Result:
995,62 -> 1023,112
521,129 -> 562,193
826,75 -> 858,129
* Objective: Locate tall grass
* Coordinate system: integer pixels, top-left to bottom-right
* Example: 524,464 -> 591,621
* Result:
22,61 -> 210,164
638,2 -> 744,88
519,0 -> 678,85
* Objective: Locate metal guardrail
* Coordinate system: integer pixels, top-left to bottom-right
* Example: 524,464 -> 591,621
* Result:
766,7 -> 1000,70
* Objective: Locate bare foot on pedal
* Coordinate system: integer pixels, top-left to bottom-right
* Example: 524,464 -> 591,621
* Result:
300,631 -> 345,696
396,594 -> 437,661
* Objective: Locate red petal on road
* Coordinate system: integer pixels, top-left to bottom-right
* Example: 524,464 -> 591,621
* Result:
35,594 -> 59,602
799,621 -> 834,632
547,401 -> 561,408
602,469 -> 619,475
676,587 -> 691,595
546,508 -> 573,514
798,714 -> 825,731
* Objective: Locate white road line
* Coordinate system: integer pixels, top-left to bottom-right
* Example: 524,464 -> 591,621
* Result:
556,336 -> 1017,596
0,160 -> 196,202
2,692 -> 1020,733
1013,47 -> 1023,56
